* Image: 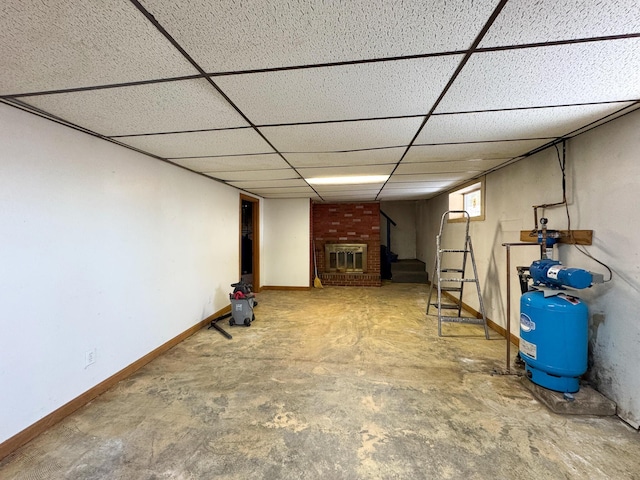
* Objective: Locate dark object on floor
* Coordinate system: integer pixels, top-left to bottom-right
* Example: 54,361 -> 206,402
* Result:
208,312 -> 232,339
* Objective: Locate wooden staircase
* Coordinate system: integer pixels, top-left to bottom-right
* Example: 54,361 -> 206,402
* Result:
391,259 -> 429,284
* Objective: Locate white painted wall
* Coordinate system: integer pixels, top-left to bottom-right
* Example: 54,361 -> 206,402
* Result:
0,105 -> 242,444
380,201 -> 417,259
417,108 -> 640,428
562,110 -> 640,428
262,198 -> 310,287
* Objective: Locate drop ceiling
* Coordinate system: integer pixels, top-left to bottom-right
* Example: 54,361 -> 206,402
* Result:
1,0 -> 639,203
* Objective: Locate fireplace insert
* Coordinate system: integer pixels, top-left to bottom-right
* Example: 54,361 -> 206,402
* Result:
324,243 -> 367,273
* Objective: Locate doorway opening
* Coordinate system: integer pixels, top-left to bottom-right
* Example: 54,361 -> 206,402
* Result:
240,195 -> 260,291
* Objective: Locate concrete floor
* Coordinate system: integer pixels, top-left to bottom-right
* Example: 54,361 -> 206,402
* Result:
2,284 -> 639,479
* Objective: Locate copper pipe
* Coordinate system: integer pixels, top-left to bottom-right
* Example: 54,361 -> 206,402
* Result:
501,242 -> 542,373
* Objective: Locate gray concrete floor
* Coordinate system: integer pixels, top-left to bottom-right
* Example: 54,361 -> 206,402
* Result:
2,284 -> 639,479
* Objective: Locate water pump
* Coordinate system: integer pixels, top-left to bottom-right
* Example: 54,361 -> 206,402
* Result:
529,258 -> 596,290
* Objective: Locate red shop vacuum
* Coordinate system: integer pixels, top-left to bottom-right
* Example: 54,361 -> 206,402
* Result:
208,280 -> 258,339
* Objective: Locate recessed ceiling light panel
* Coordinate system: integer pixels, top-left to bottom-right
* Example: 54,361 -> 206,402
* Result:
306,175 -> 390,185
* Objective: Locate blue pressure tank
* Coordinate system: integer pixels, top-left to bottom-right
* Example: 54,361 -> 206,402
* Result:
519,290 -> 588,393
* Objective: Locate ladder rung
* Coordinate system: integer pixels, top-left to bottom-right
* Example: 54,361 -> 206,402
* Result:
440,287 -> 462,292
440,249 -> 470,253
440,278 -> 478,283
430,303 -> 460,309
440,316 -> 485,324
441,268 -> 464,273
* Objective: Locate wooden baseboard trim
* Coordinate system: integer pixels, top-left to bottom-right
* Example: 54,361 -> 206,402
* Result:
0,305 -> 230,461
260,285 -> 311,291
486,318 -> 520,347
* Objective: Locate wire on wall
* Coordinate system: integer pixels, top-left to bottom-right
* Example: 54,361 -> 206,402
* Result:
554,142 -> 614,282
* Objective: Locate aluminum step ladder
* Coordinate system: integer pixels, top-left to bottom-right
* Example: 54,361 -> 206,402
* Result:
426,210 -> 489,339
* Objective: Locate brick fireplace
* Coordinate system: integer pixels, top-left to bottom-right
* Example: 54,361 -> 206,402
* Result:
312,202 -> 381,287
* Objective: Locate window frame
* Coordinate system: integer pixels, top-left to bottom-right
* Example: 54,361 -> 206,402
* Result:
447,177 -> 486,223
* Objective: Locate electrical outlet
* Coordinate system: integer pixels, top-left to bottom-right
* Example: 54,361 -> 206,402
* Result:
85,348 -> 96,368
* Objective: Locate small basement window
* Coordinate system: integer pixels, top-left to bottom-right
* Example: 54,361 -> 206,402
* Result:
448,177 -> 485,222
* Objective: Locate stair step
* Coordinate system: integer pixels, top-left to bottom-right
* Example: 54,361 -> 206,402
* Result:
440,316 -> 485,324
392,264 -> 427,273
391,259 -> 428,283
391,272 -> 429,284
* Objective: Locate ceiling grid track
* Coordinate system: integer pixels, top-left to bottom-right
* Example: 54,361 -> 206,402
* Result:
127,0 -> 325,200
2,0 -> 639,201
0,98 -> 234,186
5,32 -> 638,100
375,0 -> 510,200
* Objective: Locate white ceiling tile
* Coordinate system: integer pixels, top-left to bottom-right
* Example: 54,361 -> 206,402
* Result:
172,154 -> 289,172
22,79 -> 249,136
421,103 -> 634,143
262,118 -> 424,152
390,171 -> 474,183
387,170 -> 478,182
4,1 -> 638,205
404,140 -> 549,162
207,169 -> 299,182
216,56 -> 460,124
380,187 -> 440,195
385,180 -> 458,190
382,183 -> 447,192
227,179 -> 309,189
140,0 -> 497,71
285,149 -> 405,168
437,39 -> 640,112
0,0 -> 196,95
117,129 -> 272,158
567,103 -> 640,137
255,188 -> 319,198
395,159 -> 503,175
387,173 -> 460,189
298,165 -> 394,179
482,0 -> 640,47
248,187 -> 316,195
259,192 -> 319,199
378,190 -> 436,200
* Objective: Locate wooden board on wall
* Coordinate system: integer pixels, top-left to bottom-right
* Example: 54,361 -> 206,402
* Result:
520,230 -> 593,245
